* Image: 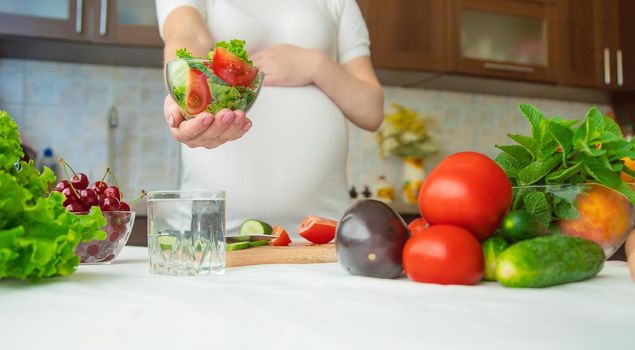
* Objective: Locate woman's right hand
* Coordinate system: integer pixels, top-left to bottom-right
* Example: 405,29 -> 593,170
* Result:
163,95 -> 252,149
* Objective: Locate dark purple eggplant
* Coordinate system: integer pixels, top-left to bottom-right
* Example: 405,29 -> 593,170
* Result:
336,199 -> 409,279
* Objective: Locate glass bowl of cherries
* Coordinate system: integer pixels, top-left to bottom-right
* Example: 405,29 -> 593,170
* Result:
54,160 -> 143,264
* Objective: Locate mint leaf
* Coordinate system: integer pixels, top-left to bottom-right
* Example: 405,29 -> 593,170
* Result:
495,152 -> 522,181
517,155 -> 561,185
547,119 -> 574,165
545,162 -> 583,184
603,116 -> 622,135
507,134 -> 539,159
553,197 -> 579,219
495,145 -> 532,165
523,191 -> 551,225
519,104 -> 546,142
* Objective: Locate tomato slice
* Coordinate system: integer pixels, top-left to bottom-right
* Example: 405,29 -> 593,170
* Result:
407,217 -> 428,236
298,216 -> 337,244
212,47 -> 259,87
271,225 -> 292,246
186,68 -> 212,115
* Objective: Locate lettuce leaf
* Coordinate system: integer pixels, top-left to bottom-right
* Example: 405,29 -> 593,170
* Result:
0,111 -> 106,281
213,39 -> 253,64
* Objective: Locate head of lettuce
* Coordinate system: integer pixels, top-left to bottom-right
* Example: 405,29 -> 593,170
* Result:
0,111 -> 106,281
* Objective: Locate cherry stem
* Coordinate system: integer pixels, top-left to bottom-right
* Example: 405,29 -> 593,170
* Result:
100,167 -> 110,183
130,189 -> 147,204
59,157 -> 78,177
107,168 -> 121,189
58,158 -> 79,198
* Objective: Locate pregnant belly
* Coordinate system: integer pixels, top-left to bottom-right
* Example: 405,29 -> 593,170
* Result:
181,86 -> 350,229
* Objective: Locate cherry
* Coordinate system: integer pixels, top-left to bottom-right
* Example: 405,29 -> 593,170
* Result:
100,197 -> 120,211
55,180 -> 70,192
80,188 -> 99,208
61,187 -> 79,206
109,231 -> 120,242
66,202 -> 88,213
119,201 -> 131,211
92,181 -> 108,194
104,186 -> 121,200
86,244 -> 99,256
97,193 -> 106,205
101,254 -> 115,262
70,173 -> 89,190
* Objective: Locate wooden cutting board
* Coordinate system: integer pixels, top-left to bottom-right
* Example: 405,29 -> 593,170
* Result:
226,243 -> 336,267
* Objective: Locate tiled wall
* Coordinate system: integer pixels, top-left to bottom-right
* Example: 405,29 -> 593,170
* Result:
0,58 -> 611,209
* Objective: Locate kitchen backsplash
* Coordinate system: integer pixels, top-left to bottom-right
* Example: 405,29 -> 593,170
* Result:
1,58 -> 611,207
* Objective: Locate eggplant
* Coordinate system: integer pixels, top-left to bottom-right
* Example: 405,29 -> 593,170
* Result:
336,199 -> 409,279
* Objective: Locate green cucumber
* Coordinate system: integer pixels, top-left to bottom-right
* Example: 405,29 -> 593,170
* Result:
239,219 -> 273,235
496,235 -> 605,288
248,240 -> 270,248
226,242 -> 250,251
482,236 -> 510,281
501,210 -> 551,242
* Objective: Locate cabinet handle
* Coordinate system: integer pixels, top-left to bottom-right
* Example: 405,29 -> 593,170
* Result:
75,0 -> 83,34
617,49 -> 624,87
99,0 -> 108,36
483,62 -> 535,74
604,48 -> 611,86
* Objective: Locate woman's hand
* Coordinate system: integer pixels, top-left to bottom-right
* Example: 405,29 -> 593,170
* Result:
163,95 -> 252,149
251,44 -> 323,86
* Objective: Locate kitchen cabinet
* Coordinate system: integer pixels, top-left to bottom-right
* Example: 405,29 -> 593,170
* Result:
0,0 -> 161,47
357,0 -> 447,71
448,0 -> 562,83
561,0 -> 635,91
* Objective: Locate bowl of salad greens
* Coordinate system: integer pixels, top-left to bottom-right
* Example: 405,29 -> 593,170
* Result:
166,39 -> 263,119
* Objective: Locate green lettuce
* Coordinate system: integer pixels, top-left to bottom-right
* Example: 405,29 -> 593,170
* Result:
0,111 -> 106,281
211,39 -> 252,64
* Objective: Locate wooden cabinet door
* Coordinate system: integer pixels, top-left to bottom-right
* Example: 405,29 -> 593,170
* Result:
616,0 -> 635,90
450,0 -> 561,82
0,0 -> 88,41
91,0 -> 162,47
357,0 -> 447,71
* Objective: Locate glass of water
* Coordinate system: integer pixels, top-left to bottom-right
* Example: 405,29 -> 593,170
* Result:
147,190 -> 226,276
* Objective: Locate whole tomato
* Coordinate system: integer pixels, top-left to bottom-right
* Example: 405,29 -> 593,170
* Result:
418,152 -> 512,241
407,217 -> 427,236
402,225 -> 484,285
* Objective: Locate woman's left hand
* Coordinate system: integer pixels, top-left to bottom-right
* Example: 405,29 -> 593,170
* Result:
251,44 -> 324,86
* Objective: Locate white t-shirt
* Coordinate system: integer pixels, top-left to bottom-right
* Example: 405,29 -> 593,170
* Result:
156,0 -> 370,234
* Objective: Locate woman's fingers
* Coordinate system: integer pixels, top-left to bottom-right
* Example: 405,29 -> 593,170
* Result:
188,110 -> 252,149
171,112 -> 214,142
164,95 -> 185,128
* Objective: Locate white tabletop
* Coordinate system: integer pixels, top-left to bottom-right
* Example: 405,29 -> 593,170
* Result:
1,246 -> 634,350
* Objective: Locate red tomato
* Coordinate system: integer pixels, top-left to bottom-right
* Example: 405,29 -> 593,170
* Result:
271,225 -> 292,246
298,216 -> 337,244
212,47 -> 259,87
402,225 -> 484,285
186,68 -> 212,114
418,152 -> 512,241
407,217 -> 427,236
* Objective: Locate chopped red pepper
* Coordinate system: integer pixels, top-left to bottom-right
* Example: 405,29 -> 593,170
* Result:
271,225 -> 292,246
298,216 -> 337,244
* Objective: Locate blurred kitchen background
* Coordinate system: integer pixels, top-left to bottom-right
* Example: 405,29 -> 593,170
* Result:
1,0 -> 634,215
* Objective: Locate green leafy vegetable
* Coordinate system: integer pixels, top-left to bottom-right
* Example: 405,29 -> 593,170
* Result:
496,104 -> 635,226
213,39 -> 252,64
176,48 -> 194,59
0,111 -> 106,281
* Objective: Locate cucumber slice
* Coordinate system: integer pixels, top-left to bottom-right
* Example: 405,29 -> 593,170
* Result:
248,240 -> 270,248
226,242 -> 250,251
157,236 -> 176,250
239,219 -> 273,235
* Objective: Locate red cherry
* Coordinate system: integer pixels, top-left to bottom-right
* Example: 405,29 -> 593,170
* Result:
104,186 -> 121,200
92,181 -> 108,194
86,244 -> 99,256
55,180 -> 70,192
100,197 -> 120,211
70,173 -> 89,190
80,188 -> 99,208
97,193 -> 106,205
119,201 -> 130,211
66,202 -> 88,213
109,231 -> 121,242
101,254 -> 115,262
62,187 -> 79,206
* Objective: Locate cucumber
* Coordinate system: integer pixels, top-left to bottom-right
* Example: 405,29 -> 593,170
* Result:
496,235 -> 605,288
501,210 -> 550,242
226,242 -> 250,251
482,236 -> 510,281
248,240 -> 270,248
239,219 -> 273,235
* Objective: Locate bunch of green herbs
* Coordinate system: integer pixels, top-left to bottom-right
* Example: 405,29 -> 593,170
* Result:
495,104 -> 635,226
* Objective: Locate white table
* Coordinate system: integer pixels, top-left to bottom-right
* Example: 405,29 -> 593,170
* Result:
1,247 -> 634,350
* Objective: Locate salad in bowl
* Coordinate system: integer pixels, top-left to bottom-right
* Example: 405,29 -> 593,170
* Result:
166,39 -> 263,119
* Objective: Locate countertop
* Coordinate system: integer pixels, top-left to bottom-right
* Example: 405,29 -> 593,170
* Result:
1,247 -> 634,350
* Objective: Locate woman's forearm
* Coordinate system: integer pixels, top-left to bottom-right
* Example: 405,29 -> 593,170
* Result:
162,7 -> 213,65
312,54 -> 384,131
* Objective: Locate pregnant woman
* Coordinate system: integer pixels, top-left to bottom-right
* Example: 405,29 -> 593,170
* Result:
156,0 -> 384,233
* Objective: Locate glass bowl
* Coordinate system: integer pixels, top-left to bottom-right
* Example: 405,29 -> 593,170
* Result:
512,184 -> 635,259
165,58 -> 263,119
75,211 -> 136,264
